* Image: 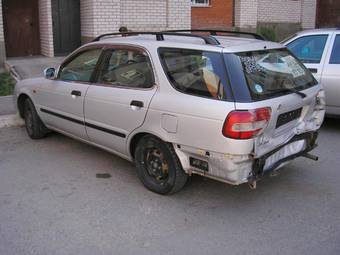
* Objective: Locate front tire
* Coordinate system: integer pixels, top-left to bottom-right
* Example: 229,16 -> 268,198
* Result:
135,135 -> 188,195
24,98 -> 48,139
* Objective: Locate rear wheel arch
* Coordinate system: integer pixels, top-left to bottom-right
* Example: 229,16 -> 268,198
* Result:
17,94 -> 30,118
129,132 -> 171,160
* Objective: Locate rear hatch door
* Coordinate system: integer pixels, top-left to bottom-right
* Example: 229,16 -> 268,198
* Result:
227,47 -> 321,158
236,85 -> 320,158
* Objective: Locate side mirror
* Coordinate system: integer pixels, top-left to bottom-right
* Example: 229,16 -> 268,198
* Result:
44,67 -> 56,79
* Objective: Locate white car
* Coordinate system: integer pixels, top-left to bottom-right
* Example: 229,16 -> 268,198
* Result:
284,28 -> 340,116
14,30 -> 325,194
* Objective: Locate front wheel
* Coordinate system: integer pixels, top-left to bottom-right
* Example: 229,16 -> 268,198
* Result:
24,98 -> 49,139
134,135 -> 188,195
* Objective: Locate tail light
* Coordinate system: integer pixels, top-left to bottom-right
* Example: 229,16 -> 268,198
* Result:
313,90 -> 326,126
222,107 -> 271,139
315,90 -> 326,111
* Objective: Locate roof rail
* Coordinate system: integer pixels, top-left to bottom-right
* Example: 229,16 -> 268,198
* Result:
163,29 -> 265,41
92,31 -> 221,45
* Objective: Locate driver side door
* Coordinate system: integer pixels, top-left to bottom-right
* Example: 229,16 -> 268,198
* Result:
286,33 -> 332,82
37,47 -> 103,140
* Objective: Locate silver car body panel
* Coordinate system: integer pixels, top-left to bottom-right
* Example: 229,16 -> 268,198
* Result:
37,79 -> 90,140
15,34 -> 324,186
84,85 -> 157,156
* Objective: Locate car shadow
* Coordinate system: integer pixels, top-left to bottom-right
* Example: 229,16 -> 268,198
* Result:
322,117 -> 340,131
41,128 -> 326,209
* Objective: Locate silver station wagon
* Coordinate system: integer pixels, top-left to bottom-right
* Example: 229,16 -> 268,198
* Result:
14,30 -> 325,194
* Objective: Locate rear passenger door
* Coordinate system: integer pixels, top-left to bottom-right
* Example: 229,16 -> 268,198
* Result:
286,34 -> 331,82
84,46 -> 157,156
321,33 -> 340,114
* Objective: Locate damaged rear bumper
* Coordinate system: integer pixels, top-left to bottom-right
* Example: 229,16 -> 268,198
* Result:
249,131 -> 318,182
175,131 -> 319,186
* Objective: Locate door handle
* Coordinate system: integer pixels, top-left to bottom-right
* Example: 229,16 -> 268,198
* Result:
130,100 -> 144,108
71,90 -> 81,97
308,68 -> 318,74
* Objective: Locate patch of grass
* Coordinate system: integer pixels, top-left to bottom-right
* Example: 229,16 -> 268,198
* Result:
0,72 -> 16,96
257,26 -> 278,42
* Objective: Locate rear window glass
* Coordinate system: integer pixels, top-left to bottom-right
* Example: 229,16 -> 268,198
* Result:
159,48 -> 229,100
236,49 -> 317,100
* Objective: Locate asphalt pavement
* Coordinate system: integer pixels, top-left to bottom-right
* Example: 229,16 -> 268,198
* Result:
0,119 -> 339,255
0,95 -> 16,115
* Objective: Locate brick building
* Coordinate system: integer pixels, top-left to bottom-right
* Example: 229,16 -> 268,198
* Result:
0,0 -> 191,65
235,0 -> 317,38
191,0 -> 233,29
0,0 -> 327,67
191,0 -> 317,39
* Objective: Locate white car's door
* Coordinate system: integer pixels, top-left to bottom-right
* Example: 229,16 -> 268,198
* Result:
37,47 -> 103,139
84,46 -> 157,156
285,33 -> 333,82
320,32 -> 340,115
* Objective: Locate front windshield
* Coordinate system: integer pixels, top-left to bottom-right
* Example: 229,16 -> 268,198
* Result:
236,48 -> 317,100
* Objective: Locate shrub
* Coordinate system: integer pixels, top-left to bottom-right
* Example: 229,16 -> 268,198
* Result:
0,72 -> 15,96
257,26 -> 278,42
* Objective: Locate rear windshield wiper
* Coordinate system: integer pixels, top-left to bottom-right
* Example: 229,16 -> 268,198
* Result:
268,88 -> 307,98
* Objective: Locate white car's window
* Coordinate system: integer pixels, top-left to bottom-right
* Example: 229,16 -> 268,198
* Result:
97,48 -> 154,88
330,35 -> 340,64
287,35 -> 328,64
159,48 -> 228,100
59,49 -> 102,82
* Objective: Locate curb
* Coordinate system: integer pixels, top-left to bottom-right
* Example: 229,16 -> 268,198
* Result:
0,114 -> 25,129
0,95 -> 14,100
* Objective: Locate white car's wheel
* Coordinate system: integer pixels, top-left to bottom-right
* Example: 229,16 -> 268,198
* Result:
24,98 -> 49,139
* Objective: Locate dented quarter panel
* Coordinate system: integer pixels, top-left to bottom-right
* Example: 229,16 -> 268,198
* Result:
235,84 -> 324,158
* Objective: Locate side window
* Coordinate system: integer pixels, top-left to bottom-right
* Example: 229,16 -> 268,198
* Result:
97,48 -> 155,88
287,35 -> 328,64
330,35 -> 340,64
59,49 -> 102,82
159,48 -> 228,100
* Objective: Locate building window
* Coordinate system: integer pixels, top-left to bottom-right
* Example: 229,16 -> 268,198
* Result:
191,0 -> 210,7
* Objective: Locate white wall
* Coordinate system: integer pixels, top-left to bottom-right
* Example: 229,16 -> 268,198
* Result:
0,0 -> 4,43
121,0 -> 167,31
80,0 -> 191,38
80,0 -> 95,38
167,0 -> 191,29
92,0 -> 121,36
235,0 -> 317,29
234,0 -> 258,28
0,0 -> 6,65
39,0 -> 54,57
258,0 -> 302,23
0,0 -> 190,59
301,0 -> 317,29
